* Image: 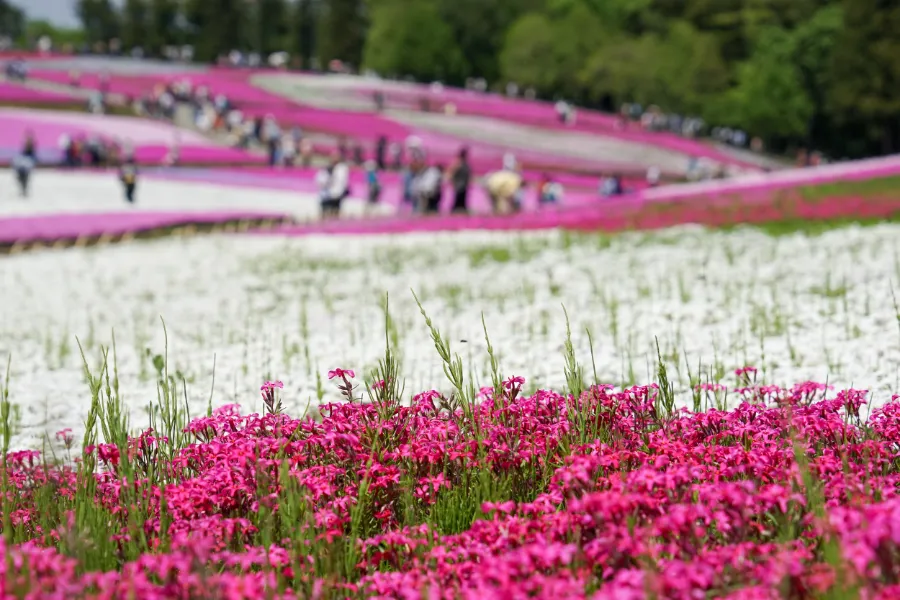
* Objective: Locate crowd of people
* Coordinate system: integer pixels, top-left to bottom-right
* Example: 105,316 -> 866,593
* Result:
314,140 -> 577,219
9,132 -> 140,203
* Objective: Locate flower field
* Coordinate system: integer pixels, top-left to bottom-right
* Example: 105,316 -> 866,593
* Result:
3,211 -> 900,596
2,323 -> 900,597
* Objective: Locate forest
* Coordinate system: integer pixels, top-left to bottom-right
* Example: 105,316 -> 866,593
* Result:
1,0 -> 899,159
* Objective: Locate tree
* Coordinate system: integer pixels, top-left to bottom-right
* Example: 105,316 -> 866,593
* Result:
255,0 -> 290,56
0,0 -> 24,40
121,0 -> 149,51
76,0 -> 121,45
291,0 -> 319,66
317,0 -> 367,68
436,0 -> 543,83
830,0 -> 900,154
500,1 -> 608,99
363,0 -> 465,82
147,0 -> 181,53
721,27 -> 813,141
184,0 -> 246,61
580,21 -> 729,116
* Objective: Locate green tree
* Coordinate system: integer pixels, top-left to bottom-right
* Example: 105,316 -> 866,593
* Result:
363,0 -> 465,82
147,0 -> 181,53
291,0 -> 318,66
184,0 -> 246,61
121,0 -> 149,51
0,0 -> 24,39
436,0 -> 543,83
255,0 -> 290,56
18,20 -> 86,48
317,0 -> 367,68
721,27 -> 813,141
830,0 -> 900,154
580,21 -> 729,116
76,0 -> 121,45
500,1 -> 607,98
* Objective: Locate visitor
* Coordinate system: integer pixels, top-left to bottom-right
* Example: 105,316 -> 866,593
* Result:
21,130 -> 36,162
646,165 -> 661,188
389,142 -> 403,170
119,156 -> 138,204
404,148 -> 426,212
412,161 -> 443,215
539,174 -> 563,205
352,144 -> 365,166
12,153 -> 35,198
318,151 -> 350,219
280,133 -> 296,166
600,174 -> 623,197
485,169 -> 525,215
375,136 -> 387,170
295,138 -> 310,167
447,147 -> 471,214
365,161 -> 381,216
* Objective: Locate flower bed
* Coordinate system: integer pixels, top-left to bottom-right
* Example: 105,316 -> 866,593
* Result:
2,356 -> 899,598
0,81 -> 80,105
0,210 -> 288,247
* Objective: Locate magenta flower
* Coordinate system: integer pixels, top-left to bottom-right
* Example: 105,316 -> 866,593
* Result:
503,375 -> 525,390
260,380 -> 284,393
328,368 -> 355,380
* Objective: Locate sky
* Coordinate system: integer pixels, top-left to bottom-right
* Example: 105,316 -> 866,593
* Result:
9,0 -> 93,30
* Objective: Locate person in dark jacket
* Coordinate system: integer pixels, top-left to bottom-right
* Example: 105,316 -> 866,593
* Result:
375,136 -> 387,170
447,147 -> 471,214
119,156 -> 138,203
14,131 -> 37,197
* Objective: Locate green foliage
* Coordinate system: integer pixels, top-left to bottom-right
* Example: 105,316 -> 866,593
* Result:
364,0 -> 466,83
18,20 -> 85,47
184,0 -> 248,62
76,0 -> 120,45
317,0 -> 367,67
121,0 -> 149,51
0,0 -> 24,39
435,0 -> 543,83
579,21 -> 729,116
830,0 -> 900,153
501,2 -> 607,98
721,27 -> 813,140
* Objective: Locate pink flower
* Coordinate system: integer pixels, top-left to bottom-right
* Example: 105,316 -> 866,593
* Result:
260,380 -> 284,392
328,368 -> 355,380
503,376 -> 525,390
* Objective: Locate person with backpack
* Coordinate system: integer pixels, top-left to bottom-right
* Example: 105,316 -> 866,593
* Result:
119,156 -> 138,203
447,147 -> 471,214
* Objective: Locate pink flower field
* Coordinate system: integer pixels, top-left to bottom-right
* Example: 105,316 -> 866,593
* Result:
0,107 -> 264,165
3,358 -> 900,599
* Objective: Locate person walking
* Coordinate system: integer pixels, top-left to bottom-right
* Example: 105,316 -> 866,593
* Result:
365,160 -> 381,216
447,147 -> 471,214
375,136 -> 387,170
119,156 -> 138,203
13,131 -> 37,197
318,151 -> 350,219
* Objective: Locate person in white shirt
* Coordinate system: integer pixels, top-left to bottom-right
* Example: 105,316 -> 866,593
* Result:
319,152 -> 350,219
412,163 -> 443,214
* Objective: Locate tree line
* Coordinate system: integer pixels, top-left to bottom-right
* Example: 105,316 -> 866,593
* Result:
2,0 -> 899,159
